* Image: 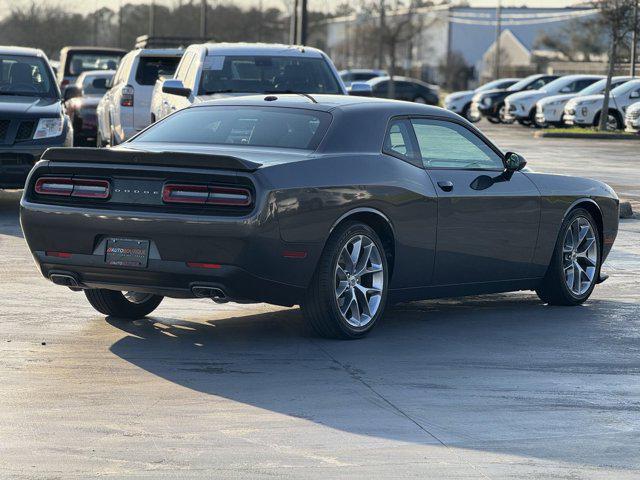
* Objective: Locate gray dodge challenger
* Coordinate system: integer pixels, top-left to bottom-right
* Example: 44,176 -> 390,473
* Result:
20,94 -> 619,338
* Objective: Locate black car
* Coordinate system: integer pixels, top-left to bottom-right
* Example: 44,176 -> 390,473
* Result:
20,95 -> 618,339
471,74 -> 559,123
367,76 -> 439,104
0,46 -> 72,189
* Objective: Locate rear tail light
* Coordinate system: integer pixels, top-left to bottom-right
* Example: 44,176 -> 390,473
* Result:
35,177 -> 110,199
121,85 -> 134,107
45,251 -> 72,258
162,183 -> 252,206
61,79 -> 69,89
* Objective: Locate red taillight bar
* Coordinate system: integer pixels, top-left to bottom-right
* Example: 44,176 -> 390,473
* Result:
163,183 -> 251,206
35,177 -> 110,199
186,262 -> 222,269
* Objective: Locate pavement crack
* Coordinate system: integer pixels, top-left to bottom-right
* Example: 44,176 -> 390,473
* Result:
310,338 -> 493,480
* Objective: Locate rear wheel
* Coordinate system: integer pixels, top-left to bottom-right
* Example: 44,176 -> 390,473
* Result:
301,221 -> 388,339
84,289 -> 163,319
536,208 -> 600,306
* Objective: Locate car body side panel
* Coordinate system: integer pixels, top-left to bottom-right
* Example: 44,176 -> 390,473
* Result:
525,172 -> 619,277
261,154 -> 438,289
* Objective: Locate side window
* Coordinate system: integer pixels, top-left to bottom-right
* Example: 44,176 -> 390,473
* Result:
411,119 -> 504,170
113,55 -> 131,85
383,119 -> 417,161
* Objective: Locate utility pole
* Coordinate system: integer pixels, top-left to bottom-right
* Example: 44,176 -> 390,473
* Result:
378,0 -> 385,70
632,0 -> 639,77
290,0 -> 298,44
493,0 -> 502,80
149,0 -> 155,37
200,0 -> 207,41
118,1 -> 123,48
299,0 -> 308,44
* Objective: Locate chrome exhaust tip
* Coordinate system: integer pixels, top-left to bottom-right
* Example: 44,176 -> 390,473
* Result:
191,285 -> 228,302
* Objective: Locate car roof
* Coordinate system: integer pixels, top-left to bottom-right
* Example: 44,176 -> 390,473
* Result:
197,42 -> 326,58
367,75 -> 428,86
193,93 -> 457,118
340,68 -> 386,74
0,46 -> 46,57
137,48 -> 184,57
77,70 -> 115,78
60,46 -> 127,53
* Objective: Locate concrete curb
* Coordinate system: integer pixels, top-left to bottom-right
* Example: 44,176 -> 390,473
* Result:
534,131 -> 640,140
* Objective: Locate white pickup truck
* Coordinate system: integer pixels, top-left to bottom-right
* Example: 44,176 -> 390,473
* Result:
150,43 -> 347,122
96,48 -> 183,146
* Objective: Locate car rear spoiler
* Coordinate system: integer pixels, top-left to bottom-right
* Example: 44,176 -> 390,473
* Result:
41,147 -> 262,172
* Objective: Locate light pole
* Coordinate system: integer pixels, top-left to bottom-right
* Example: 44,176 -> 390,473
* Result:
200,0 -> 207,41
632,0 -> 638,77
493,0 -> 502,80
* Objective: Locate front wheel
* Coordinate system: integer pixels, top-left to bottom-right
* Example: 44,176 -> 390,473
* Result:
536,208 -> 600,306
301,221 -> 388,339
85,289 -> 163,319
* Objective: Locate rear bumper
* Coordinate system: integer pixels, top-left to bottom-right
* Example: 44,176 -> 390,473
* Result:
35,251 -> 304,306
20,198 -> 321,306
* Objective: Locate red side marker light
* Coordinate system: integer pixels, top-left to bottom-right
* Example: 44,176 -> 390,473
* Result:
282,250 -> 307,259
186,262 -> 222,269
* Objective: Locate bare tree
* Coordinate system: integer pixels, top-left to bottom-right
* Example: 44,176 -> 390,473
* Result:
372,0 -> 424,99
597,0 -> 636,131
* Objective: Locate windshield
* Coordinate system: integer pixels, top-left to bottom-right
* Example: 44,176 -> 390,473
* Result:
611,80 -> 640,96
80,73 -> 113,95
198,56 -> 342,95
133,106 -> 332,150
476,78 -> 518,92
507,76 -> 544,92
580,78 -> 630,95
66,52 -> 123,76
0,54 -> 56,97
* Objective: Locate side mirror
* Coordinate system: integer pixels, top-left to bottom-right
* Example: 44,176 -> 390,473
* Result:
63,85 -> 82,101
559,86 -> 572,93
92,78 -> 108,90
348,82 -> 373,97
504,152 -> 527,172
162,79 -> 191,97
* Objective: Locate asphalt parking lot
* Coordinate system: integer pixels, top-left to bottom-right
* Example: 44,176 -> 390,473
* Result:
1,124 -> 639,479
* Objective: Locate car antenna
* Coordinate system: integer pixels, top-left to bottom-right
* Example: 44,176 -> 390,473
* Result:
298,93 -> 317,103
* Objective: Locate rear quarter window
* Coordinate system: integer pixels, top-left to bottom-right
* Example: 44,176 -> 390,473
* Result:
133,106 -> 331,150
135,56 -> 181,85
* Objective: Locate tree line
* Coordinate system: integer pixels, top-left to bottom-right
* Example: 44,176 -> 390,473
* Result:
0,1 -> 333,60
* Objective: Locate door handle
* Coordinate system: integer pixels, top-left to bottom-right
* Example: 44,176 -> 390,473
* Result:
437,180 -> 454,192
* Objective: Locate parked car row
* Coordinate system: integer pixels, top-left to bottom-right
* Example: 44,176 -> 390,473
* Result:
448,73 -> 640,132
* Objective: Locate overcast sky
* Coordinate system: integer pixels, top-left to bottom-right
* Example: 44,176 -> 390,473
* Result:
0,0 -> 589,15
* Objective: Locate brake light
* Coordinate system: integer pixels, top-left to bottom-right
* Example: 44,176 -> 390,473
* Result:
35,177 -> 110,199
61,79 -> 69,88
162,183 -> 252,206
121,85 -> 134,107
186,262 -> 221,269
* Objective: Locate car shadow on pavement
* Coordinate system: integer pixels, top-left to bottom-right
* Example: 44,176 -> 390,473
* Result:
106,293 -> 640,470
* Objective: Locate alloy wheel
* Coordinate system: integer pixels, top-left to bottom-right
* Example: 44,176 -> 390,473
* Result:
562,217 -> 598,296
334,234 -> 384,327
606,114 -> 619,131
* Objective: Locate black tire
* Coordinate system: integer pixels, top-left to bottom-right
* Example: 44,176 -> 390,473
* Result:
96,131 -> 104,148
487,116 -> 501,124
84,289 -> 163,319
536,208 -> 601,306
301,221 -> 389,339
594,110 -> 623,131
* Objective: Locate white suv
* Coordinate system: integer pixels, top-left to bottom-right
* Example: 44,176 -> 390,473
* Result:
503,75 -> 602,126
96,48 -> 183,146
564,78 -> 640,130
536,76 -> 630,126
150,43 -> 346,122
